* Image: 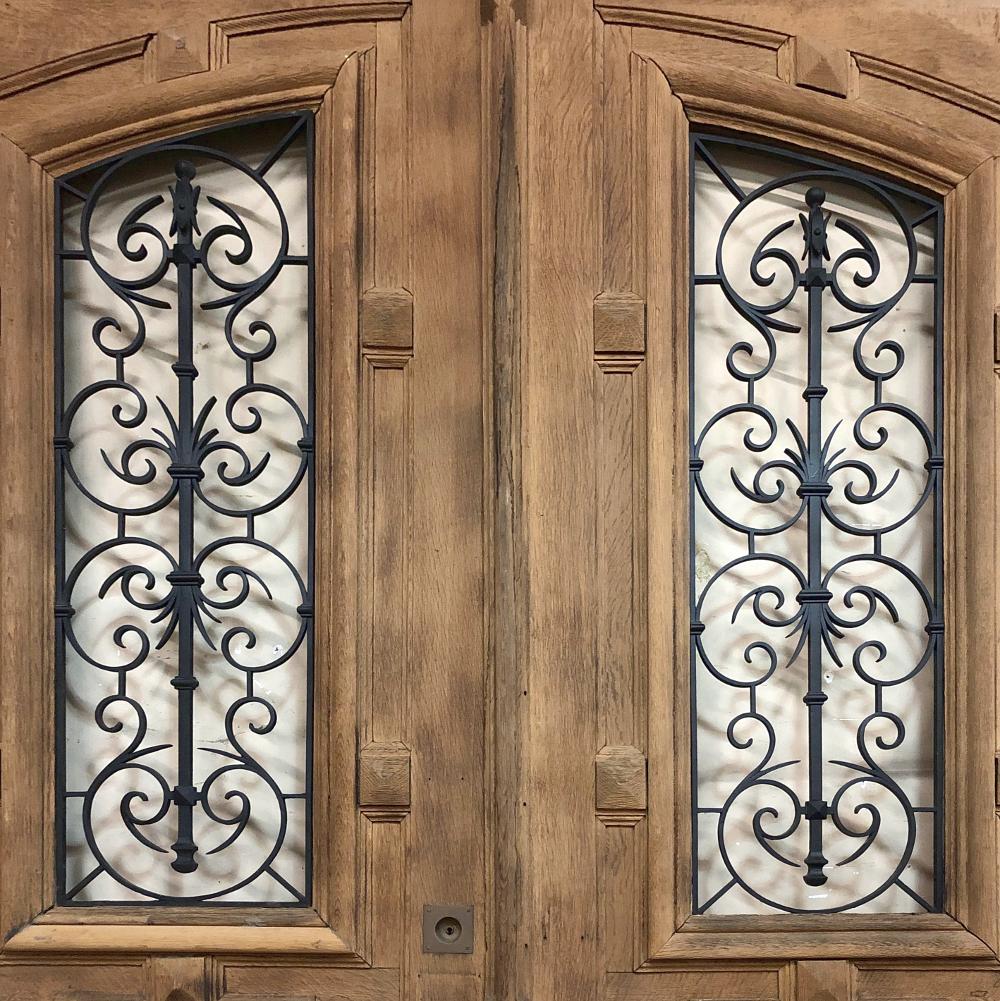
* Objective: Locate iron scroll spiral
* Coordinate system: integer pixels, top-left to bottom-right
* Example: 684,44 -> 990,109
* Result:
690,137 -> 943,915
55,114 -> 314,904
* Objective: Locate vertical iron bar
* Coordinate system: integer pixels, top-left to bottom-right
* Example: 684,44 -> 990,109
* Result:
800,186 -> 831,887
167,160 -> 202,874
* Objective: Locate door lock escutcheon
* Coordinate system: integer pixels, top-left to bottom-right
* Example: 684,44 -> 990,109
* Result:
422,904 -> 474,954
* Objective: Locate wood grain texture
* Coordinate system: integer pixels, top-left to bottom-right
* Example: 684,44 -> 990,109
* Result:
4,924 -> 352,955
406,0 -> 485,995
594,294 -> 646,354
642,57 -> 689,956
210,3 -> 407,69
0,961 -> 145,999
482,5 -> 529,1001
644,57 -> 987,192
362,287 -> 415,350
147,956 -> 208,1001
2,0 -> 1000,994
596,746 -> 647,816
0,136 -> 52,943
606,968 -> 781,1001
221,964 -> 397,998
796,961 -> 851,1001
0,35 -> 150,98
944,155 -> 999,956
359,742 -> 411,809
313,48 -> 362,948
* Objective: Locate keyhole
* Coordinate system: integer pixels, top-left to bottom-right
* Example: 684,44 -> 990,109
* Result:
435,916 -> 462,943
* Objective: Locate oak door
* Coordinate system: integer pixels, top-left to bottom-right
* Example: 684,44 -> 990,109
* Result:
2,2 -> 1000,1001
0,2 -> 484,1000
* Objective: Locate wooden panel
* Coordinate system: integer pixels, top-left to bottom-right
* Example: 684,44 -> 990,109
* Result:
607,969 -> 781,1001
224,20 -> 375,67
221,964 -> 398,999
630,24 -> 783,80
855,968 -> 1000,1001
0,962 -> 144,999
417,973 -> 480,1001
596,355 -> 646,751
361,353 -> 412,745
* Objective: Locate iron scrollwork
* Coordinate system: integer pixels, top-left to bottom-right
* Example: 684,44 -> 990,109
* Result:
690,136 -> 943,914
55,113 -> 314,904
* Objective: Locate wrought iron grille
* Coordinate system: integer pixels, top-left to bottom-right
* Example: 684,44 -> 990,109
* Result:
689,135 -> 943,914
55,113 -> 314,904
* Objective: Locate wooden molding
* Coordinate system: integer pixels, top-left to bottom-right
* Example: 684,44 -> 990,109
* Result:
644,56 -> 987,193
361,287 -> 415,351
595,5 -> 786,55
594,292 -> 646,355
0,35 -> 151,100
854,52 -> 1000,126
359,741 -> 411,811
649,918 -> 995,962
3,923 -> 353,956
787,35 -> 851,99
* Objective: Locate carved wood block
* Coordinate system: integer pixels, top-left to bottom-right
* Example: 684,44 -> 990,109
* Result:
149,28 -> 209,83
360,741 -> 411,809
148,956 -> 207,1001
362,287 -> 414,351
594,292 -> 646,354
790,36 -> 851,98
595,745 -> 646,815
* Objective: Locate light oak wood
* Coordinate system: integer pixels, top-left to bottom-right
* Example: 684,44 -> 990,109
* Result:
594,293 -> 647,354
147,956 -> 208,1001
362,287 -> 415,350
3,1 -> 1000,998
359,742 -> 411,809
4,924 -> 352,955
596,746 -> 647,817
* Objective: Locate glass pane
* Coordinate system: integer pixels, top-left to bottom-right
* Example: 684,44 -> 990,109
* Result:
55,114 -> 314,904
689,135 -> 943,914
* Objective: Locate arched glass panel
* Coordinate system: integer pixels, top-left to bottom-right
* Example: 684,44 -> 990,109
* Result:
55,113 -> 314,905
690,135 -> 943,914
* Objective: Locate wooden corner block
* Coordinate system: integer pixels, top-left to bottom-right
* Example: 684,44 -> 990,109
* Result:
594,292 -> 646,355
595,745 -> 647,813
790,36 -> 851,98
362,287 -> 414,351
147,27 -> 210,83
360,741 -> 411,809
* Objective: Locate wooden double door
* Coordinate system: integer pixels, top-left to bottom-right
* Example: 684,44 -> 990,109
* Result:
2,1 -> 1000,1000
